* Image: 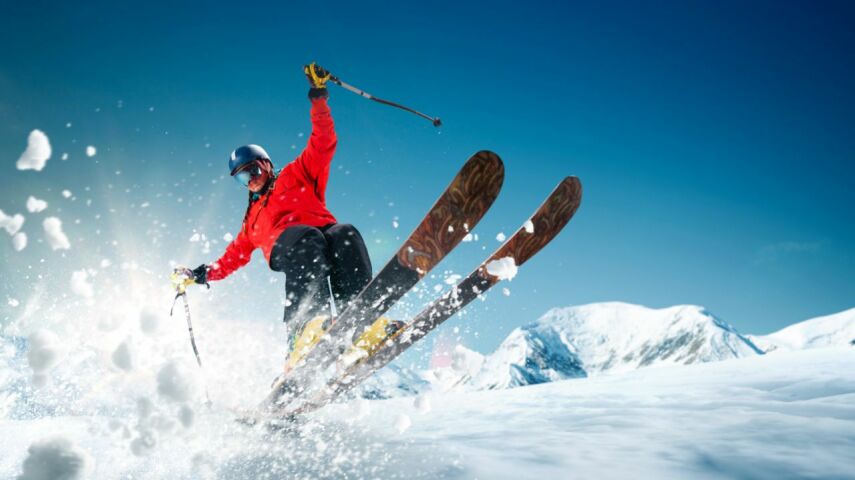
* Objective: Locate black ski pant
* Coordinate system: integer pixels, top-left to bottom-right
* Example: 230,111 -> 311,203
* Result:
269,223 -> 372,327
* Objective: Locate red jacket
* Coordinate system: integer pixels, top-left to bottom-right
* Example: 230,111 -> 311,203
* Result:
207,98 -> 338,281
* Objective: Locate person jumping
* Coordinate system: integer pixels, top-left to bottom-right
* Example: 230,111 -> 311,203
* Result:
189,63 -> 372,351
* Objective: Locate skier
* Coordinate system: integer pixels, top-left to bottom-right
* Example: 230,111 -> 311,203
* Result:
188,63 -> 372,348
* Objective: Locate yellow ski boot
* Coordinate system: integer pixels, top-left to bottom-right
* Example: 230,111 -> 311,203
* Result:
284,315 -> 333,374
337,317 -> 406,371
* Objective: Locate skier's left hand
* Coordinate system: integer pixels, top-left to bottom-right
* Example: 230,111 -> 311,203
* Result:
304,63 -> 331,88
305,63 -> 331,99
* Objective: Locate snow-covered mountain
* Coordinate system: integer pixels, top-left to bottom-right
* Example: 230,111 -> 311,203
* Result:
365,302 -> 854,398
439,302 -> 763,391
749,307 -> 855,352
360,302 -> 766,397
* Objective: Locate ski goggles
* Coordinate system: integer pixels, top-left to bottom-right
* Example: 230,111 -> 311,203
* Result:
233,162 -> 264,186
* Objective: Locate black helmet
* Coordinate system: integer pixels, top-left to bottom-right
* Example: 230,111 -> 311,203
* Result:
229,144 -> 270,176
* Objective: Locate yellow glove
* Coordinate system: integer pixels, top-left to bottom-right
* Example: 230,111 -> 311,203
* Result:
305,63 -> 331,99
304,62 -> 331,88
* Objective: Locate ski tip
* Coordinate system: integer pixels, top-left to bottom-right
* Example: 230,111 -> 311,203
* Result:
471,150 -> 505,180
561,176 -> 583,199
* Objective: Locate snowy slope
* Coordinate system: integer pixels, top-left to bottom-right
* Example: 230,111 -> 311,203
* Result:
458,302 -> 762,390
3,341 -> 854,479
319,346 -> 855,480
749,307 -> 855,352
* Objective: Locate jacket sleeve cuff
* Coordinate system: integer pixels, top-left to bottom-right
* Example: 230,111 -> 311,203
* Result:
308,87 -> 329,100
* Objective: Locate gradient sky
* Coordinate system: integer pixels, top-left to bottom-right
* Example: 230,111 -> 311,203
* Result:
1,0 -> 853,358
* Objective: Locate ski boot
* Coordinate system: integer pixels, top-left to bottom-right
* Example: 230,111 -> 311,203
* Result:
284,315 -> 334,374
336,317 -> 406,371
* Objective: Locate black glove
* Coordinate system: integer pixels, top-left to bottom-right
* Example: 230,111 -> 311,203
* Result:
192,264 -> 209,285
304,62 -> 331,99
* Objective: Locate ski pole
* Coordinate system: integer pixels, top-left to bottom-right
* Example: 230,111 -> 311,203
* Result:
170,268 -> 212,407
328,74 -> 442,127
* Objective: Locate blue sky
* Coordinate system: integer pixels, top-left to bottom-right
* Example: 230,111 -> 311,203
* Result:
1,0 -> 853,357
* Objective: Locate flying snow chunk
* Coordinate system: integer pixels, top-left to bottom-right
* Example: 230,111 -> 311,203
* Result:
18,436 -> 91,480
157,361 -> 195,402
502,287 -> 511,297
8,298 -> 20,307
13,232 -> 27,251
28,330 -> 60,374
178,404 -> 195,428
85,145 -> 97,157
62,190 -> 72,198
444,274 -> 462,285
70,270 -> 94,298
462,233 -> 474,242
61,153 -> 69,161
26,196 -> 48,213
43,217 -> 71,250
394,414 -> 412,433
523,219 -> 535,233
485,257 -> 518,281
112,340 -> 134,371
223,232 -> 233,242
16,129 -> 52,171
189,233 -> 201,242
496,232 -> 507,242
130,430 -> 157,456
0,209 -> 25,235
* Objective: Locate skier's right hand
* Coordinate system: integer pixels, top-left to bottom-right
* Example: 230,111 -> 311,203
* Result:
192,264 -> 209,285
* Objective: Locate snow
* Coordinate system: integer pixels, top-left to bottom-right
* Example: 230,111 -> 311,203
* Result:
26,330 -> 61,388
42,217 -> 70,250
495,231 -> 506,242
223,232 -> 233,242
1,298 -> 854,478
85,146 -> 97,157
139,308 -> 161,334
69,270 -> 93,298
318,347 -> 855,479
523,219 -> 534,233
156,361 -> 197,403
0,209 -> 25,235
485,256 -> 518,281
16,130 -> 52,171
12,232 -> 27,251
17,436 -> 91,480
26,330 -> 60,373
26,196 -> 48,213
112,340 -> 134,371
394,413 -> 412,433
750,307 -> 855,352
61,190 -> 72,198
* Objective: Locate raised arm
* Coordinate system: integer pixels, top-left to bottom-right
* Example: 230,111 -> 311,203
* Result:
292,96 -> 337,184
286,63 -> 337,198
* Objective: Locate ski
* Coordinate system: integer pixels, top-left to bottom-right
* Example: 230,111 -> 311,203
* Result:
279,176 -> 583,417
261,151 -> 505,410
